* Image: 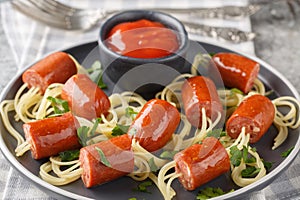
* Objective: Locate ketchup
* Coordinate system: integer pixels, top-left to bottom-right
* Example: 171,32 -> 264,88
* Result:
106,19 -> 179,59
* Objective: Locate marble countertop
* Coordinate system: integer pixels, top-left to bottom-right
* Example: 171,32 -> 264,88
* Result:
251,0 -> 300,93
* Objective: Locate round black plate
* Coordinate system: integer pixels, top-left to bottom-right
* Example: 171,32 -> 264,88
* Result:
0,40 -> 299,200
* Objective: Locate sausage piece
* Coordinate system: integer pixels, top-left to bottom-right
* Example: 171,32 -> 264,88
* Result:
174,137 -> 230,191
23,112 -> 80,159
22,52 -> 77,93
181,76 -> 223,128
128,99 -> 180,152
226,94 -> 275,143
61,74 -> 111,120
212,52 -> 260,93
79,134 -> 134,188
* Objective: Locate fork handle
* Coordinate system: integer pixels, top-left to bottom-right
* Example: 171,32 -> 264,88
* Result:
105,5 -> 261,20
158,5 -> 260,19
183,21 -> 256,43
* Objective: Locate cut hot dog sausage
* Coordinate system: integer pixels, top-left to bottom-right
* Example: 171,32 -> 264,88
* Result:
79,134 -> 134,188
23,112 -> 80,159
226,94 -> 275,143
174,137 -> 230,191
181,76 -> 223,128
22,52 -> 77,93
212,52 -> 260,93
128,99 -> 180,152
61,74 -> 111,120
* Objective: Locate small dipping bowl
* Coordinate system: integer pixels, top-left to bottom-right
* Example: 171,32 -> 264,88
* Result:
98,10 -> 189,98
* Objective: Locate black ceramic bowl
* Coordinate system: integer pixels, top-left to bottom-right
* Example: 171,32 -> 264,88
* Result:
98,10 -> 189,98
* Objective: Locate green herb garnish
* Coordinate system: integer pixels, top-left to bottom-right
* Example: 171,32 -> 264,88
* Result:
230,88 -> 244,95
111,124 -> 129,136
160,150 -> 178,160
209,52 -> 216,57
59,149 -> 80,162
281,146 -> 294,158
47,96 -> 69,115
149,158 -> 159,172
196,187 -> 234,200
125,107 -> 138,119
87,60 -> 107,89
133,181 -> 153,193
229,145 -> 243,166
263,160 -> 273,171
242,145 -> 256,164
241,166 -> 261,178
95,146 -> 111,167
230,145 -> 257,167
77,118 -> 101,146
206,128 -> 226,139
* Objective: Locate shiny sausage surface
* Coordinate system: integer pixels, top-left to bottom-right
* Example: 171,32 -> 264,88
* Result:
181,76 -> 223,128
22,52 -> 77,93
61,74 -> 111,120
174,137 -> 230,191
226,94 -> 275,143
79,134 -> 133,188
212,52 -> 260,93
128,99 -> 180,152
23,112 -> 80,159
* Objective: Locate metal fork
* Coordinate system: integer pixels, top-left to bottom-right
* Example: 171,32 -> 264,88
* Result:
11,0 -> 259,42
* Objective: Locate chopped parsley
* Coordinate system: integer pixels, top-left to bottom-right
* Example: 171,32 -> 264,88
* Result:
47,96 -> 69,115
160,150 -> 178,160
209,52 -> 216,57
196,187 -> 234,200
125,107 -> 138,119
87,60 -> 107,89
95,146 -> 111,167
263,160 -> 273,171
229,145 -> 243,166
241,166 -> 261,178
77,118 -> 101,146
59,149 -> 80,162
149,158 -> 159,172
206,128 -> 226,139
230,145 -> 256,167
133,181 -> 153,193
281,146 -> 294,158
111,124 -> 129,136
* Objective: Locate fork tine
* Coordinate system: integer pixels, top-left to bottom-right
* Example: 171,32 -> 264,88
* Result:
25,0 -> 72,17
11,0 -> 73,29
38,0 -> 81,15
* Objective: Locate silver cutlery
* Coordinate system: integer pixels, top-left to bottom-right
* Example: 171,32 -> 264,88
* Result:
11,0 -> 259,43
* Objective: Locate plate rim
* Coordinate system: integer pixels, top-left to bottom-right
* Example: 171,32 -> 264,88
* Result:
0,39 -> 300,200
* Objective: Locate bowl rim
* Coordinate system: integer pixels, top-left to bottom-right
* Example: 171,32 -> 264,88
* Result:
98,9 -> 189,64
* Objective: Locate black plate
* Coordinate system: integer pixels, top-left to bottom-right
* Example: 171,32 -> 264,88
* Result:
1,41 -> 300,200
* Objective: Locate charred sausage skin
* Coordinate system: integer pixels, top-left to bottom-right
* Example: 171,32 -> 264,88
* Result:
226,94 -> 275,143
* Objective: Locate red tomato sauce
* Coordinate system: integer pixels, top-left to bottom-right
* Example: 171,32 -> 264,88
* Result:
106,19 -> 179,59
